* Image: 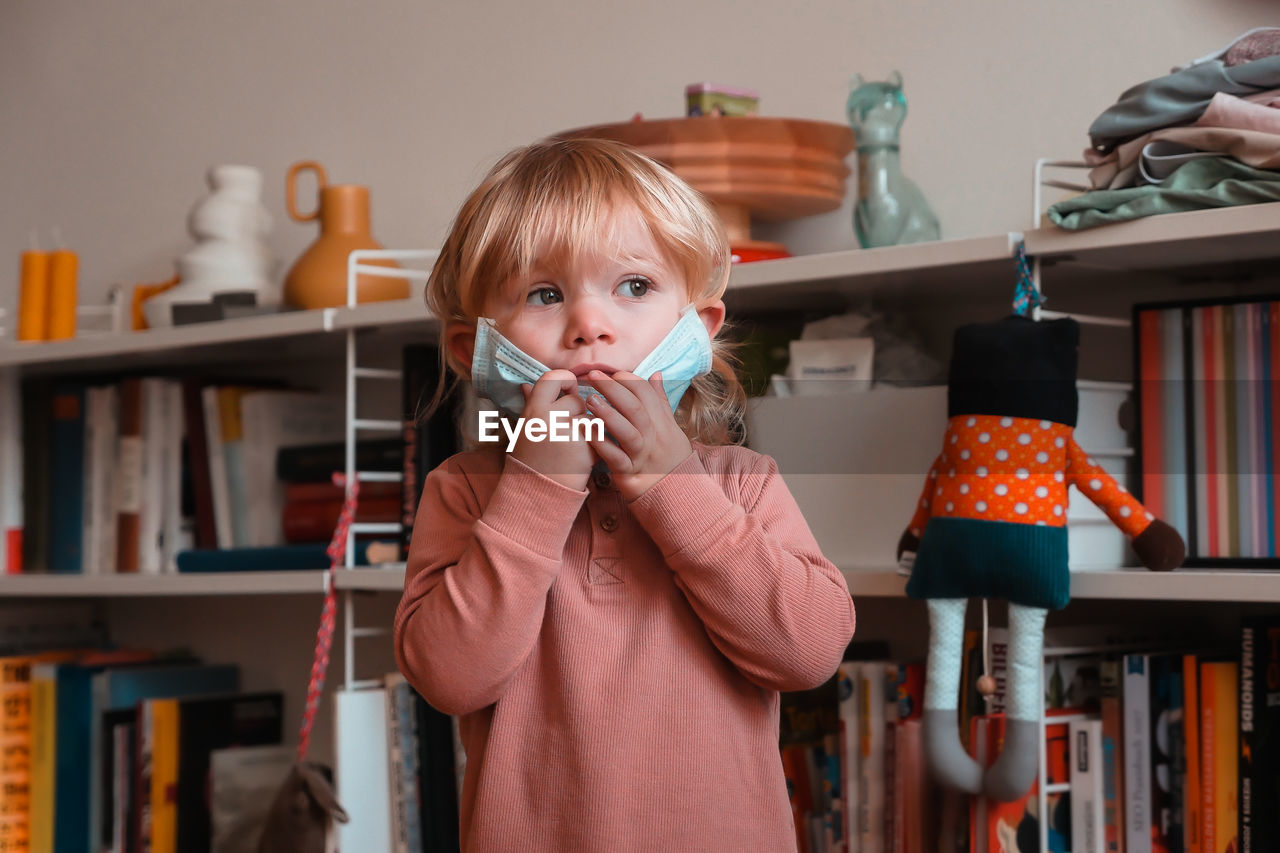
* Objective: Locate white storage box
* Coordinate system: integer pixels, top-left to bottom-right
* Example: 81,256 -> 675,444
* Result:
745,382 -> 1136,571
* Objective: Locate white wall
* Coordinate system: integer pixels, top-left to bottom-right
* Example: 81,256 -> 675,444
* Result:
0,0 -> 1268,311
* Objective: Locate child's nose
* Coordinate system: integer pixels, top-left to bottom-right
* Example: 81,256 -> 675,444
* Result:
564,299 -> 615,346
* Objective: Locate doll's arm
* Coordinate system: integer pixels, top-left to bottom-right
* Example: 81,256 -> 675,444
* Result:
907,454 -> 944,539
1065,439 -> 1150,538
393,455 -> 587,715
628,451 -> 856,692
1066,438 -> 1185,570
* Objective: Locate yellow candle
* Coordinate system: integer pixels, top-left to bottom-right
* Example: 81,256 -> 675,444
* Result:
17,251 -> 50,342
46,249 -> 78,340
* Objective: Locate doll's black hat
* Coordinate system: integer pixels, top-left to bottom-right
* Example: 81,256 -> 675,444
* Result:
947,314 -> 1079,427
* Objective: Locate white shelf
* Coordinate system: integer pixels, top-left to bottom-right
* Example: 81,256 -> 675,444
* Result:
725,233 -> 1019,309
1025,202 -> 1280,278
0,570 -> 330,596
840,567 -> 1280,602
7,206 -> 1279,373
1,565 -> 1276,602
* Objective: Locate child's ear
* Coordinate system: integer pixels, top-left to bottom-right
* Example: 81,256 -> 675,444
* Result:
697,299 -> 726,339
446,322 -> 477,373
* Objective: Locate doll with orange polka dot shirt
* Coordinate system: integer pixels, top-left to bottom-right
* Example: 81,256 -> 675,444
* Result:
895,314 -> 1185,802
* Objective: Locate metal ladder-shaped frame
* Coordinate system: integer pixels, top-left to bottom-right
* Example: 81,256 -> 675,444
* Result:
337,248 -> 439,692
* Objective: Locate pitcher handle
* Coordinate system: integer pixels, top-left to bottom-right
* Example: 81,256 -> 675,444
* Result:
286,161 -> 328,223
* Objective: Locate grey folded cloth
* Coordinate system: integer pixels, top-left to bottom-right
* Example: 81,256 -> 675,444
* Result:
1088,54 -> 1280,154
1175,27 -> 1280,71
1047,157 -> 1280,230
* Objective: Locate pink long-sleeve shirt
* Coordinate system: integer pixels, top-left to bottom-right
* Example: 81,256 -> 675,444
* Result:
394,442 -> 856,852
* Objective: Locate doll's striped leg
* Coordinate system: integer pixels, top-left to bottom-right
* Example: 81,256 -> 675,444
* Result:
922,597 -> 983,794
982,602 -> 1047,801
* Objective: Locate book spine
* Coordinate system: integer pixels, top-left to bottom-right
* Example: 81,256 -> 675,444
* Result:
49,384 -> 86,573
116,379 -> 144,572
0,368 -> 22,574
0,657 -> 34,853
1124,654 -> 1152,853
384,680 -> 410,853
1184,654 -> 1203,853
1099,658 -> 1127,853
1209,663 -> 1239,853
1242,618 -> 1279,851
836,662 -> 861,849
1071,718 -> 1106,853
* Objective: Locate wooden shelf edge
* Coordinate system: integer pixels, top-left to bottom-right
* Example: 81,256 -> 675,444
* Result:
1024,202 -> 1280,259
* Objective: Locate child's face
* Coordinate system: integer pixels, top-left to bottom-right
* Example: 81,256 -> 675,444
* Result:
477,202 -> 721,377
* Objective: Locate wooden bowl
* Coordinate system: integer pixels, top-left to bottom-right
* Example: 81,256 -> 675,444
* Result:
557,116 -> 855,257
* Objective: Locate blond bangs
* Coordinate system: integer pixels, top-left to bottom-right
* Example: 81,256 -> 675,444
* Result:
424,137 -> 743,445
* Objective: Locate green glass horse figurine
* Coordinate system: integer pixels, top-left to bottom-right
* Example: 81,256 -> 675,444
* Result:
846,72 -> 941,248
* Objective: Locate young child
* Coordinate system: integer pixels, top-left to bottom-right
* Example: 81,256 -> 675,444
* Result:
393,137 -> 856,851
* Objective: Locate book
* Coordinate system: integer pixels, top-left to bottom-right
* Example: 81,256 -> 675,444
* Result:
90,663 -> 240,853
1071,718 -> 1106,853
1099,657 -> 1126,853
412,688 -> 461,852
1199,659 -> 1238,853
969,713 -> 1070,853
115,378 -> 145,573
402,344 -> 462,560
49,383 -> 86,573
275,437 -> 404,483
1240,616 -> 1280,853
1183,654 -> 1203,853
238,389 -> 345,547
174,540 -> 395,573
83,385 -> 120,575
1123,653 -> 1153,853
172,691 -> 284,852
335,688 -> 392,852
1149,653 -> 1186,852
0,367 -> 22,574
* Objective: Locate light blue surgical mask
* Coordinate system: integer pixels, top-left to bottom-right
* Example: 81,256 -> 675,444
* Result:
471,304 -> 713,415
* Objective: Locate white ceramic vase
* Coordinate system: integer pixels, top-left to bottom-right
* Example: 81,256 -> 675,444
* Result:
145,165 -> 279,327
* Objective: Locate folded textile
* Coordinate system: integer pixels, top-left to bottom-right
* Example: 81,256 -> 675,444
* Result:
1087,54 -> 1280,153
1087,125 -> 1280,189
1175,27 -> 1280,71
1048,157 -> 1280,230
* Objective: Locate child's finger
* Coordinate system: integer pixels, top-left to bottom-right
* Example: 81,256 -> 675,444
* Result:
520,383 -> 532,401
584,393 -> 643,449
528,369 -> 579,410
589,434 -> 631,472
587,370 -> 647,426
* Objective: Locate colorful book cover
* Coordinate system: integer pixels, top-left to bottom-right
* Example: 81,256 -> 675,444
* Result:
836,661 -> 861,848
1161,308 -> 1190,541
1100,658 -> 1127,853
0,651 -> 77,853
1202,306 -> 1220,558
144,697 -> 180,853
28,663 -> 58,853
1139,309 -> 1165,519
1223,305 -> 1240,557
1240,616 -> 1279,853
968,713 -> 1069,853
1191,307 -> 1209,559
1199,660 -> 1238,853
1214,305 -> 1231,557
1233,303 -> 1253,557
1270,302 -> 1280,556
1261,303 -> 1276,557
1248,304 -> 1267,556
1149,653 -> 1185,853
0,368 -> 23,574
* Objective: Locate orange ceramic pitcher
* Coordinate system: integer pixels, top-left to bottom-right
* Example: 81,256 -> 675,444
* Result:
282,161 -> 405,309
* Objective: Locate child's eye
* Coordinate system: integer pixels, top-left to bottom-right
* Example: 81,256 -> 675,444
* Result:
617,277 -> 650,298
527,286 -> 561,306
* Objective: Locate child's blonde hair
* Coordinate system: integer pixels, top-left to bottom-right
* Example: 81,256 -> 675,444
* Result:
425,137 -> 746,445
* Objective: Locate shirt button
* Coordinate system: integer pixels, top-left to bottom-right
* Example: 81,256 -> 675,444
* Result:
600,515 -> 619,532
593,469 -> 612,489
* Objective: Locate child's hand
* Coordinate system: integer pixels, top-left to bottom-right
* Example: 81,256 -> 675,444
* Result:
512,369 -> 595,492
583,370 -> 692,501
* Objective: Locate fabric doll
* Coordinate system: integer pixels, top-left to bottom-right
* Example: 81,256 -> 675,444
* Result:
895,314 -> 1185,802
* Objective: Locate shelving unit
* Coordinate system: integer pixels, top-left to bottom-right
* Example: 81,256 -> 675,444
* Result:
7,202 -> 1280,849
